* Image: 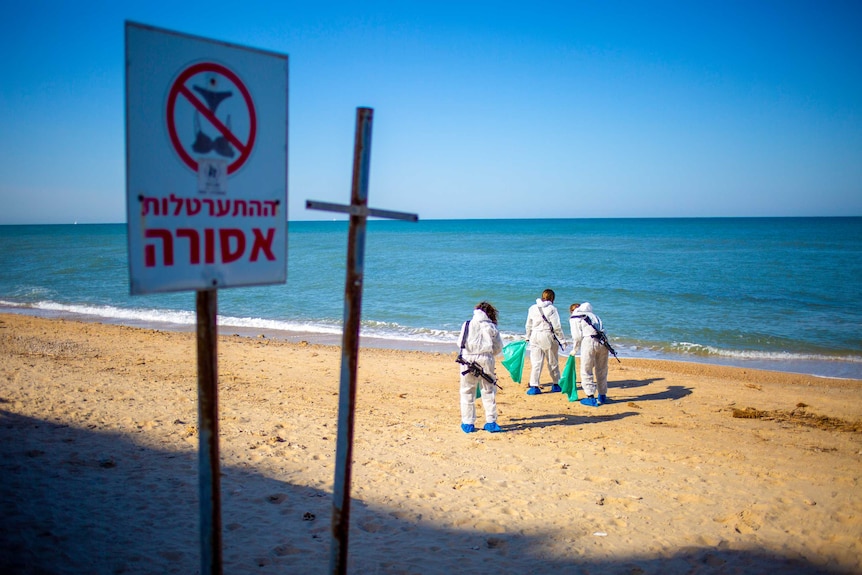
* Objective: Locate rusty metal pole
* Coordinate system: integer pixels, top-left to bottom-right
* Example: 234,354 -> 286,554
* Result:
308,107 -> 415,574
329,107 -> 374,575
196,289 -> 223,575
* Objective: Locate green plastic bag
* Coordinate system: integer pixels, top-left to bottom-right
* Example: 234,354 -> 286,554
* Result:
559,355 -> 579,401
501,340 -> 527,383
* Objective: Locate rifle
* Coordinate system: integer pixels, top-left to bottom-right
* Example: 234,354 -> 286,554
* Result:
456,355 -> 503,390
573,314 -> 620,363
591,332 -> 620,363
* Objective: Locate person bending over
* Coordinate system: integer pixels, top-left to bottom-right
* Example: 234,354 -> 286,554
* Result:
569,302 -> 610,406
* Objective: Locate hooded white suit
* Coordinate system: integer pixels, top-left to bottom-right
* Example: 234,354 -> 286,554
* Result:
457,308 -> 503,426
525,298 -> 566,389
569,302 -> 609,398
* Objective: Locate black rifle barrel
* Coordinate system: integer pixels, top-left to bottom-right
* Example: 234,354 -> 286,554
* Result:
456,356 -> 502,389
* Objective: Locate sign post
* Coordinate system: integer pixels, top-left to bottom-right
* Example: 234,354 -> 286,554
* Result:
125,22 -> 287,575
196,289 -> 221,574
307,107 -> 418,575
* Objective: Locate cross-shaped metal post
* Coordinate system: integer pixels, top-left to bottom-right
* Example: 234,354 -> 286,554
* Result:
306,107 -> 418,575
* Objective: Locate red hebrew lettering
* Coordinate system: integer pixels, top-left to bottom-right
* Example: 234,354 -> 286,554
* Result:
220,229 -> 246,263
141,197 -> 160,216
144,229 -> 175,267
216,200 -> 231,217
177,228 -> 201,264
170,193 -> 184,215
250,228 -> 276,261
186,198 -> 202,216
204,229 -> 216,264
139,196 -> 281,219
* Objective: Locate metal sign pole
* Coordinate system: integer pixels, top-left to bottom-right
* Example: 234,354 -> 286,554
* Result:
306,107 -> 417,575
196,289 -> 223,575
330,106 -> 373,575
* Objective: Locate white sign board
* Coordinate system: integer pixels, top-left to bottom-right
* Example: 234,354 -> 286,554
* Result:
125,22 -> 288,294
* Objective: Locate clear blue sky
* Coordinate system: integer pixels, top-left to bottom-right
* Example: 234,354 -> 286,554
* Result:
1,0 -> 860,224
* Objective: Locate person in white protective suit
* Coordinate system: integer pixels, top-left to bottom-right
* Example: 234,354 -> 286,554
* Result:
524,289 -> 566,395
457,301 -> 504,433
569,302 -> 610,406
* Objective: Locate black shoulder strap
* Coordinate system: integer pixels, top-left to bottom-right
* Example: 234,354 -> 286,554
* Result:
539,308 -> 564,350
572,314 -> 618,361
459,320 -> 470,351
538,308 -> 552,328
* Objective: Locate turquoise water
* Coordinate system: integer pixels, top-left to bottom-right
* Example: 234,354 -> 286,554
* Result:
1,218 -> 860,378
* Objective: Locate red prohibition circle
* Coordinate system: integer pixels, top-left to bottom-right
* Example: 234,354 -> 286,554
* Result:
166,62 -> 257,175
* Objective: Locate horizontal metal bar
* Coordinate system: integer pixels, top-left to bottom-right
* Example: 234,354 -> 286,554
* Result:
306,199 -> 418,222
366,207 -> 418,222
306,200 -> 352,214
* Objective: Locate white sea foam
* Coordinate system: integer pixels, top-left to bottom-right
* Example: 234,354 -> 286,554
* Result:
32,301 -> 198,326
2,299 -> 860,378
671,340 -> 862,364
2,300 -> 458,343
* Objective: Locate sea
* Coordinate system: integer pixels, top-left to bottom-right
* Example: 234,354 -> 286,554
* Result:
1,218 -> 860,379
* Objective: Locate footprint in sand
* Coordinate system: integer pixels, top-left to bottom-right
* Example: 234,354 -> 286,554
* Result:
720,509 -> 762,534
272,543 -> 303,556
473,520 -> 506,533
357,518 -> 385,533
486,537 -> 507,550
452,478 -> 481,490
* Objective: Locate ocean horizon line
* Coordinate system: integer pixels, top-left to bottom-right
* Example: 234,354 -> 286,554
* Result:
2,215 -> 862,227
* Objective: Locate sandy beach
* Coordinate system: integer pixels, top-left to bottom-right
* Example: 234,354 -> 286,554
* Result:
1,312 -> 860,574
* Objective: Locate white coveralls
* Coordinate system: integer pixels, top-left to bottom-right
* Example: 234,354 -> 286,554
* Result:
458,308 -> 504,426
525,299 -> 566,389
569,302 -> 609,397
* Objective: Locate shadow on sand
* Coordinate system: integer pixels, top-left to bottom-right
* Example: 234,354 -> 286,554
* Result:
503,377 -> 692,431
505,411 -> 641,431
0,409 -> 841,574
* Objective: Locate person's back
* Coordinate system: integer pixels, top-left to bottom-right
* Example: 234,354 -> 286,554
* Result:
457,302 -> 504,433
462,308 -> 503,358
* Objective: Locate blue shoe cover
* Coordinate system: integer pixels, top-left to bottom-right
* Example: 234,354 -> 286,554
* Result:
550,384 -> 562,393
598,394 -> 609,404
483,422 -> 503,433
526,386 -> 542,395
580,397 -> 600,407
461,423 -> 476,433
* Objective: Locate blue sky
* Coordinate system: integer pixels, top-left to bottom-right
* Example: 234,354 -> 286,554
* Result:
1,0 -> 860,224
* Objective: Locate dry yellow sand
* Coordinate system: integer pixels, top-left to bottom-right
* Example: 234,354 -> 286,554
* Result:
1,313 -> 860,574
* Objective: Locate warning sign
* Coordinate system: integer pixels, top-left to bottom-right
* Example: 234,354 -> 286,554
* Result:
125,22 -> 288,295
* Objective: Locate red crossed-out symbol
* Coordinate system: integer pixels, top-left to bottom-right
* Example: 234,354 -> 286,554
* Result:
166,62 -> 257,175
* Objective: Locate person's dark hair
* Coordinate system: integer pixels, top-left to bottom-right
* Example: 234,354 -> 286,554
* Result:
541,289 -> 555,302
476,301 -> 498,325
